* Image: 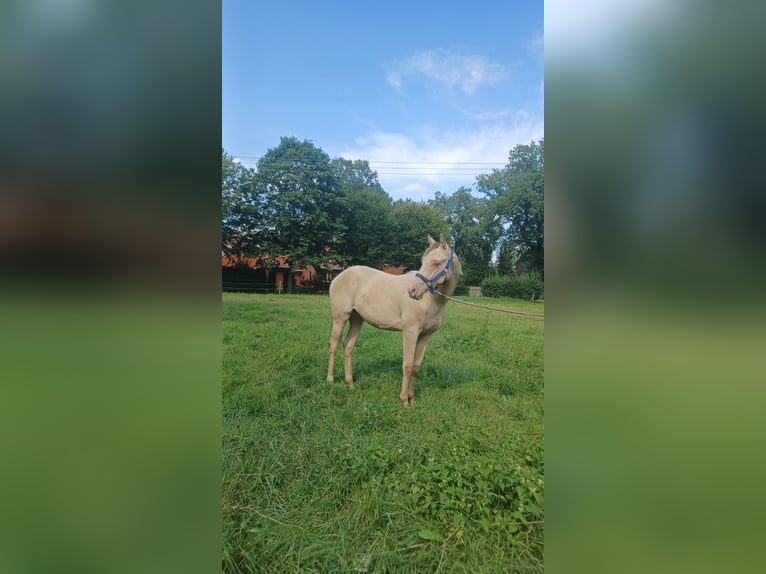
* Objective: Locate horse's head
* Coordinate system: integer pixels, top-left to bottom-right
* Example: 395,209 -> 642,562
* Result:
407,234 -> 461,300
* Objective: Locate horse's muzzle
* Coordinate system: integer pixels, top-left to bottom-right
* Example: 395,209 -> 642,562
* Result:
408,282 -> 425,300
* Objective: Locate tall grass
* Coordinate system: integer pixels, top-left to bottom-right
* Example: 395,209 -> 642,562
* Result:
223,293 -> 544,573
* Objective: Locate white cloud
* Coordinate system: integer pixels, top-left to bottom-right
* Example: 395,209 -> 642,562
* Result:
386,73 -> 402,90
387,48 -> 509,95
336,115 -> 544,201
455,106 -> 514,122
394,182 -> 431,202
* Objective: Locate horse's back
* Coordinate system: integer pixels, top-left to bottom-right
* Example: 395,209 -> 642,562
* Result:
330,266 -> 417,330
329,266 -> 387,309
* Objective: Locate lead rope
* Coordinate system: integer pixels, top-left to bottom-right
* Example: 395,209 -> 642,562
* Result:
437,292 -> 545,318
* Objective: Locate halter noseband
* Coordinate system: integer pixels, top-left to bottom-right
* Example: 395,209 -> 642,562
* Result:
414,247 -> 454,296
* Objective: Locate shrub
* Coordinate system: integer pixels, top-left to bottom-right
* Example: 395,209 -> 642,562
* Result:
479,275 -> 512,298
518,271 -> 544,301
480,272 -> 544,301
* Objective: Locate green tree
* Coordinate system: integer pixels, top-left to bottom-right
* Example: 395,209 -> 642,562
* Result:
496,239 -> 518,276
429,187 -> 501,285
331,157 -> 393,267
477,139 -> 544,275
388,200 -> 449,268
222,148 -> 263,255
255,137 -> 347,266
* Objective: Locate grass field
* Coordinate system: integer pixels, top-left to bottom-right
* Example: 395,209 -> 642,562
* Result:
222,292 -> 544,573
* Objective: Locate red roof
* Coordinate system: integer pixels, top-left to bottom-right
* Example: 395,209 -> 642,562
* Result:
222,253 -> 290,269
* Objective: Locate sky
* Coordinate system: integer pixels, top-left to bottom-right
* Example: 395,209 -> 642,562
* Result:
222,0 -> 543,202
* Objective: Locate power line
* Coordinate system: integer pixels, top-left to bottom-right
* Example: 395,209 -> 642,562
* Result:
231,153 -> 502,179
373,172 -> 492,176
233,164 -> 494,177
368,160 -> 504,166
232,154 -> 504,167
370,166 -> 497,170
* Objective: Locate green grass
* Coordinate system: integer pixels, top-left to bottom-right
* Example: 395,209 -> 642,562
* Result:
223,292 -> 544,573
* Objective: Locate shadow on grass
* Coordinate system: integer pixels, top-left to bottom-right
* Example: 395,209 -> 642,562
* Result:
418,362 -> 472,390
351,356 -> 402,382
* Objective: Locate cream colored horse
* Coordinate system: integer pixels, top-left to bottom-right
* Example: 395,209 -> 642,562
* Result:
326,234 -> 461,406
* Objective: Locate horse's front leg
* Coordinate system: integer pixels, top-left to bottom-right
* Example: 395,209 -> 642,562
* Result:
400,329 -> 419,406
408,332 -> 434,404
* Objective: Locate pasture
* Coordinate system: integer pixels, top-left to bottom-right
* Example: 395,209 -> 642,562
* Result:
222,292 -> 544,573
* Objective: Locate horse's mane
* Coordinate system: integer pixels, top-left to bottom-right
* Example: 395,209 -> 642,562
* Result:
452,253 -> 463,277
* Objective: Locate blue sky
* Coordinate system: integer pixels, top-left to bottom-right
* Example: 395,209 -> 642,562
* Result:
223,0 -> 543,201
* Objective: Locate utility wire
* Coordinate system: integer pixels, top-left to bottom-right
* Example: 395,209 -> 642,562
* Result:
233,154 -> 504,166
232,154 -> 503,178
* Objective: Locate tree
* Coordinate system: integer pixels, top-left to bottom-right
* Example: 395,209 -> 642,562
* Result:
387,200 -> 449,268
255,137 -> 348,266
477,139 -> 544,275
222,148 -> 262,255
496,239 -> 519,276
429,187 -> 501,285
331,157 -> 393,267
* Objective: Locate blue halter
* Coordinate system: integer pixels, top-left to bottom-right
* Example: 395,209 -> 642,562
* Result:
414,247 -> 454,296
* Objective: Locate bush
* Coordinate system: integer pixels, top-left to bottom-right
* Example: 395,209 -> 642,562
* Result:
479,275 -> 512,298
518,271 -> 544,301
480,272 -> 544,301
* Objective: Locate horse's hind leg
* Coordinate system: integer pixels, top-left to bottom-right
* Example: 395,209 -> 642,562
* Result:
342,310 -> 364,387
327,314 -> 348,383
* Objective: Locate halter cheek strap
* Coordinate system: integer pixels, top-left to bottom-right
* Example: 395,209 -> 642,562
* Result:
415,248 -> 454,296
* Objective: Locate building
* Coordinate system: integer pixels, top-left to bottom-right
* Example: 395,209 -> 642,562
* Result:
222,253 -> 343,293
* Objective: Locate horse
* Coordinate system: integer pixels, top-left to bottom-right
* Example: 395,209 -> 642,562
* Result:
326,234 -> 462,406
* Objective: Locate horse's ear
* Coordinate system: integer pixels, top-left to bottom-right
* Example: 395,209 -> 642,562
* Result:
439,233 -> 446,246
428,235 -> 437,247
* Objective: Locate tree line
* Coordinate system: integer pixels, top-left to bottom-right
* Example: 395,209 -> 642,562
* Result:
223,136 -> 543,286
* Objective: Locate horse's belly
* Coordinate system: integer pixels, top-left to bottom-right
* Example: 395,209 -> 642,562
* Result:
354,299 -> 404,331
